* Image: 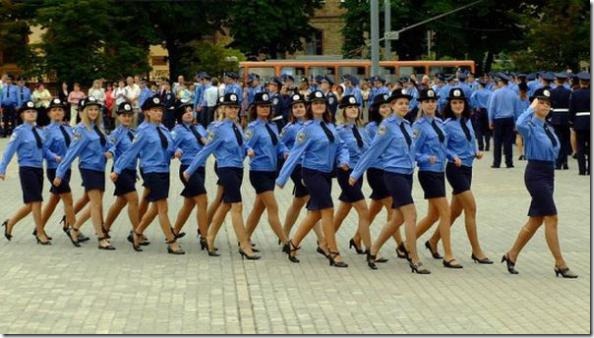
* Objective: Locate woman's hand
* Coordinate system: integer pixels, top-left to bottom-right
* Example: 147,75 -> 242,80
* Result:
183,171 -> 190,183
54,156 -> 62,163
340,164 -> 349,171
453,157 -> 462,167
475,151 -> 484,160
0,174 -> 5,181
53,177 -> 62,187
110,172 -> 118,182
247,149 -> 255,158
104,152 -> 113,160
428,155 -> 437,164
348,177 -> 357,186
174,150 -> 182,159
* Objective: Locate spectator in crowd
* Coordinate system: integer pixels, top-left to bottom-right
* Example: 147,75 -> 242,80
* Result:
31,82 -> 52,126
67,82 -> 86,126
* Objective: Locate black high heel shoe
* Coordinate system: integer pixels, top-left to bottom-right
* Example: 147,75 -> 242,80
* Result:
76,231 -> 90,243
396,242 -> 409,260
32,229 -> 52,241
206,241 -> 220,257
554,266 -> 578,278
238,242 -> 259,253
366,250 -> 378,270
409,261 -> 431,274
101,224 -> 111,239
471,254 -> 493,264
425,241 -> 442,259
170,226 -> 185,239
283,240 -> 300,263
238,248 -> 261,260
131,231 -> 143,252
349,238 -> 365,254
327,252 -> 348,268
443,259 -> 463,269
59,215 -> 67,230
64,227 -> 81,247
501,254 -> 518,274
2,219 -> 12,241
34,231 -> 51,245
97,237 -> 116,251
166,239 -> 185,255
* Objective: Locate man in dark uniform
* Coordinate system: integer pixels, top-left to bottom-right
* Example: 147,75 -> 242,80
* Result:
549,72 -> 572,169
568,71 -> 590,175
320,75 -> 338,120
159,80 -> 177,130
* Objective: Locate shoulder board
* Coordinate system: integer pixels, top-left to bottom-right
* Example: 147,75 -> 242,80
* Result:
247,121 -> 257,127
303,120 -> 313,126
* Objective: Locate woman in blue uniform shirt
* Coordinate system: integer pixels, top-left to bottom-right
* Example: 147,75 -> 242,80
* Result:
276,90 -> 350,268
39,98 -> 77,241
111,96 -> 183,254
102,102 -> 140,243
171,102 -> 209,250
412,88 -> 462,269
205,97 -> 226,238
183,93 -> 260,259
279,94 -> 328,253
243,92 -> 291,250
54,96 -> 114,250
349,88 -> 430,274
425,88 -> 492,264
0,101 -> 51,244
502,91 -> 577,278
332,95 -> 377,269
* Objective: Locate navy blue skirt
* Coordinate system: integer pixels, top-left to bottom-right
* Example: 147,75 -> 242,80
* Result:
445,162 -> 472,195
383,172 -> 414,208
302,168 -> 333,211
336,168 -> 364,203
418,170 -> 446,199
290,165 -> 308,198
47,168 -> 71,195
114,168 -> 137,196
80,168 -> 105,192
366,167 -> 390,200
20,166 -> 43,203
249,170 -> 276,194
214,161 -> 222,186
180,165 -> 206,197
143,172 -> 170,201
525,160 -> 557,216
218,167 -> 243,203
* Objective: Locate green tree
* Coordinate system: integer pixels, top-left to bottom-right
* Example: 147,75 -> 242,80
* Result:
177,41 -> 245,79
0,0 -> 39,75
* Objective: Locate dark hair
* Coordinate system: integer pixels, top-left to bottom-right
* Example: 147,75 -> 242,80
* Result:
288,101 -> 307,123
248,103 -> 273,122
176,105 -> 194,124
305,101 -> 332,123
339,106 -> 362,126
443,98 -> 471,120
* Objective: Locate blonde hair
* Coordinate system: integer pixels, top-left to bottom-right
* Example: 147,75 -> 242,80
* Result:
80,105 -> 104,132
336,106 -> 362,127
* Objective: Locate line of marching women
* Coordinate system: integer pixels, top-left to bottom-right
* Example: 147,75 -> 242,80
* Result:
0,88 -> 577,278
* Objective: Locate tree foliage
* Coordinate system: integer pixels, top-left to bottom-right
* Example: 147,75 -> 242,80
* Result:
178,40 -> 245,79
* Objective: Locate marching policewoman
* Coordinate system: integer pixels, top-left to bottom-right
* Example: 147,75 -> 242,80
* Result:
412,88 -> 462,269
170,102 -> 209,250
183,93 -> 260,259
111,95 -> 184,254
206,96 -> 226,232
502,91 -> 577,278
357,93 -> 406,260
0,101 -> 51,244
243,92 -> 291,250
279,93 -> 328,252
39,98 -> 77,241
332,94 -> 377,269
276,90 -> 350,268
102,102 -> 140,243
54,96 -> 114,250
349,88 -> 431,274
426,88 -> 492,264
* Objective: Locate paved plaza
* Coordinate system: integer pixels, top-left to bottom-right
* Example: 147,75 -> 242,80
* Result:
0,138 -> 590,334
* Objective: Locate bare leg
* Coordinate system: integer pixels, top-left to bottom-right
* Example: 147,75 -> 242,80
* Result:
369,208 -> 404,255
86,190 -> 108,247
506,216 -> 544,262
206,185 -> 224,228
400,204 -> 421,264
30,201 -> 47,241
291,210 -> 322,252
73,194 -> 89,215
245,195 -> 265,238
415,201 -> 439,239
61,193 -> 76,229
74,205 -> 91,230
543,215 -> 567,268
333,202 -> 352,232
352,200 -> 371,250
104,196 -> 127,231
124,192 -> 139,231
260,191 -> 288,243
156,199 -> 181,252
41,194 -> 60,228
194,194 -> 208,239
320,208 -> 345,263
138,188 -> 150,217
282,196 -> 308,237
173,198 -> 195,234
229,202 -> 256,254
136,203 -> 159,233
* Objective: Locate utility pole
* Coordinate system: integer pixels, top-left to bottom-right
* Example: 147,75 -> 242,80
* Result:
370,0 -> 380,76
384,0 -> 391,61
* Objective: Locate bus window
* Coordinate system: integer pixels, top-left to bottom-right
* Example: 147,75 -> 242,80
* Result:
242,67 -> 276,82
308,67 -> 335,79
398,66 -> 414,78
338,66 -> 366,79
280,67 -> 305,79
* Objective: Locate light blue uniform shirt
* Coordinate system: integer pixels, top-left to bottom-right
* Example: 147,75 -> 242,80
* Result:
413,116 -> 448,172
108,125 -> 137,171
470,88 -> 492,110
487,86 -> 521,123
172,123 -> 207,167
516,107 -> 560,162
443,117 -> 479,167
0,123 -> 45,174
245,119 -> 288,171
43,121 -> 73,169
56,122 -> 111,179
336,123 -> 369,168
280,120 -> 305,150
364,121 -> 384,169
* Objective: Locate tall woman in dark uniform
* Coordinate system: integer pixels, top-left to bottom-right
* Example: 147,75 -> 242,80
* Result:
40,98 -> 77,239
0,101 -> 50,244
183,93 -> 259,259
54,97 -> 113,250
112,96 -> 184,254
276,90 -> 350,267
502,91 -> 577,278
426,88 -> 492,264
171,102 -> 209,248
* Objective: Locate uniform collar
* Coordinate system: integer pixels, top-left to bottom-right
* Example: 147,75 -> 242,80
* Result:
531,115 -> 546,127
182,122 -> 192,128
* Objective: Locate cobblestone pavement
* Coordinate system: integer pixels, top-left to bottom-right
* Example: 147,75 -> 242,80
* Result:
0,138 -> 590,334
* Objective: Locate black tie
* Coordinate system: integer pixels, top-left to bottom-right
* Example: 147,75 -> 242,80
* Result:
127,130 -> 134,142
31,127 -> 42,148
231,123 -> 243,146
431,119 -> 445,143
399,122 -> 411,147
320,121 -> 335,143
190,125 -> 205,146
59,125 -> 71,147
93,125 -> 106,146
156,126 -> 168,148
265,123 -> 278,145
20,87 -> 23,101
544,123 -> 558,147
460,118 -> 471,141
6,87 -> 9,98
352,125 -> 363,148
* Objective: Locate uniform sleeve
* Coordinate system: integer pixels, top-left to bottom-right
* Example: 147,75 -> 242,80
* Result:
56,129 -> 90,179
413,124 -> 430,164
280,124 -> 292,145
276,128 -> 310,187
245,126 -> 259,154
113,129 -> 146,175
515,107 -> 534,139
335,132 -> 350,167
107,129 -> 121,156
277,138 -> 289,157
350,124 -> 392,181
487,92 -> 496,124
172,127 -> 184,155
443,123 -> 458,161
42,130 -> 59,162
0,130 -> 22,175
184,127 -> 223,177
